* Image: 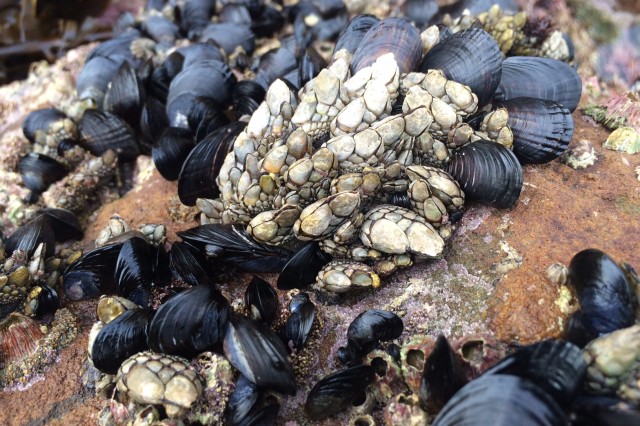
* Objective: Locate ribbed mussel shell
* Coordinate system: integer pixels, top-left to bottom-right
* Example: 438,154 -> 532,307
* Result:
494,56 -> 582,112
495,97 -> 574,164
79,109 -> 139,161
147,285 -> 230,357
420,27 -> 502,107
350,17 -> 422,74
446,140 -> 523,209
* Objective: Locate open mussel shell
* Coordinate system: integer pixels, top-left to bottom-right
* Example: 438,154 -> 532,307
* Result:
351,17 -> 422,74
281,297 -> 315,353
5,214 -> 55,258
223,315 -> 296,395
333,14 -> 379,56
178,224 -> 293,273
18,153 -> 67,195
496,97 -> 574,164
277,242 -> 332,290
103,61 -> 144,128
147,285 -> 230,358
494,57 -> 582,112
245,276 -> 279,325
79,109 -> 139,161
483,339 -> 586,407
446,140 -> 523,209
567,249 -> 637,339
41,208 -> 83,241
168,241 -> 212,287
305,365 -> 375,420
63,243 -> 124,300
420,27 -> 502,107
232,80 -> 266,119
22,108 -> 70,143
419,334 -> 468,414
339,309 -> 404,363
115,237 -> 154,307
178,121 -> 245,205
152,127 -> 196,181
432,375 -> 566,426
91,307 -> 154,374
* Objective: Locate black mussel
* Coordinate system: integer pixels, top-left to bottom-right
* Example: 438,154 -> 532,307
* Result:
292,0 -> 348,52
430,0 -> 517,24
245,276 -> 279,325
178,224 -> 294,273
79,109 -> 139,161
103,62 -> 144,128
249,4 -> 285,38
446,140 -> 523,209
226,375 -> 259,425
178,121 -> 245,205
223,315 -> 296,395
63,243 -> 124,300
351,17 -> 422,74
254,45 -> 298,90
142,14 -> 180,44
185,97 -> 223,133
298,47 -> 327,89
401,0 -> 439,30
194,112 -> 232,142
18,153 -> 67,197
91,307 -> 154,374
567,249 -> 637,340
339,310 -> 403,364
420,27 -> 502,107
41,208 -> 83,241
140,96 -> 169,144
149,52 -> 184,101
176,42 -> 225,69
168,240 -> 213,287
483,339 -> 586,407
571,395 -> 640,426
494,57 -> 582,112
495,97 -> 574,164
277,241 -> 332,290
289,293 -> 311,313
76,56 -> 122,104
333,14 -> 379,56
232,80 -> 266,119
419,335 -> 468,413
281,296 -> 315,353
199,23 -> 256,57
152,127 -> 196,181
180,0 -> 216,39
151,243 -> 171,289
86,33 -> 139,65
115,237 -> 154,307
22,108 -> 70,143
305,365 -> 375,420
5,214 -> 55,258
386,192 -> 411,208
220,4 -> 252,26
30,284 -> 60,317
147,285 -> 230,357
432,375 -> 566,426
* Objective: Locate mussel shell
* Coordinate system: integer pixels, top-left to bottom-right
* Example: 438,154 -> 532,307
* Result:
32,284 -> 60,317
199,23 -> 256,56
254,45 -> 298,90
141,14 -> 179,43
420,27 -> 502,107
177,121 -> 245,205
495,97 -> 574,165
140,96 -> 169,144
91,308 -> 154,374
22,108 -> 69,143
185,97 -> 223,133
419,334 -> 468,413
298,47 -> 327,89
63,243 -> 124,300
281,299 -> 315,352
446,140 -> 523,209
432,375 -> 566,426
76,56 -> 121,103
103,61 -> 144,128
18,153 -> 67,195
305,365 -> 375,420
226,375 -> 260,425
178,224 -> 294,273
41,208 -> 83,241
79,109 -> 139,161
147,285 -> 230,357
568,249 -> 637,338
402,0 -> 439,29
571,395 -> 640,426
220,4 -> 252,25
245,276 -> 279,325
5,214 -> 55,258
86,34 -> 138,64
344,309 -> 403,360
194,112 -> 232,142
223,315 -> 296,395
483,339 -> 586,407
351,17 -> 422,74
333,14 -> 379,56
115,237 -> 153,307
176,42 -> 225,69
168,240 -> 212,286
494,57 -> 582,112
149,52 -> 184,101
152,127 -> 196,181
180,0 -> 217,39
250,4 -> 285,38
232,80 -> 266,119
277,242 -> 332,290
166,60 -> 236,112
